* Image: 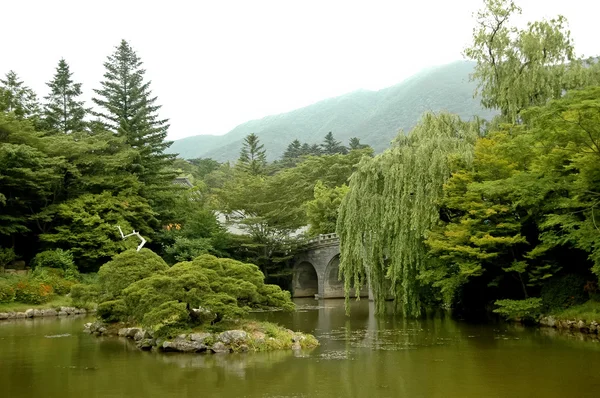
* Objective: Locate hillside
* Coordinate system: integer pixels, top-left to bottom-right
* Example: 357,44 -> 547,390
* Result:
168,60 -> 497,161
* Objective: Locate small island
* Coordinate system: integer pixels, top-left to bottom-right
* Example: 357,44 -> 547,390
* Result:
74,249 -> 318,354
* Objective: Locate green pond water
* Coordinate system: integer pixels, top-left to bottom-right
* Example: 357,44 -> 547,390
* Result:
1,298 -> 600,398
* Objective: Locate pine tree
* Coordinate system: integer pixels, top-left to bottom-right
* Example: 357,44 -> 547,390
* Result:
0,71 -> 40,120
348,137 -> 368,150
321,132 -> 347,155
238,133 -> 267,175
92,40 -> 174,182
309,144 -> 322,156
42,59 -> 88,133
282,139 -> 302,160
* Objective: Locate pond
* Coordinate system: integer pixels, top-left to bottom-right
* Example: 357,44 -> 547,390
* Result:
1,298 -> 600,397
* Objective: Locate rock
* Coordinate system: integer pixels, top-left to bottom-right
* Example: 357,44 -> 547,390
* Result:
83,323 -> 93,333
25,309 -> 34,318
32,309 -> 43,317
134,330 -> 151,341
73,308 -> 81,314
291,342 -> 302,350
118,328 -> 130,337
0,313 -> 8,320
190,332 -> 212,343
176,333 -> 188,341
126,328 -> 141,338
57,311 -> 67,316
42,309 -> 57,317
137,339 -> 155,351
7,312 -> 16,319
238,344 -> 249,353
547,316 -> 556,328
577,320 -> 587,331
162,340 -> 207,353
60,307 -> 73,315
211,342 -> 230,354
218,330 -> 248,344
78,308 -> 87,314
15,312 -> 27,318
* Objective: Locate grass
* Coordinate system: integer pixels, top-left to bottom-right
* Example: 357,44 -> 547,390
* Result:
0,295 -> 73,313
550,300 -> 600,323
189,319 -> 319,352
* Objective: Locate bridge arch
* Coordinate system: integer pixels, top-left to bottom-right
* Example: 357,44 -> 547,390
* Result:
323,254 -> 344,298
291,233 -> 368,299
292,261 -> 319,298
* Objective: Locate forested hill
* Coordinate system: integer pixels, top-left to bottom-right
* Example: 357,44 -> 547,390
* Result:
168,60 -> 497,161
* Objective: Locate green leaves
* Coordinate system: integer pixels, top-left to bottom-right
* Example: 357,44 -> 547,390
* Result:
464,0 -> 598,123
337,112 -> 482,316
42,59 -> 88,134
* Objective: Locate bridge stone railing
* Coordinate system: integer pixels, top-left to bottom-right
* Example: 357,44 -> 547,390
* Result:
299,233 -> 339,249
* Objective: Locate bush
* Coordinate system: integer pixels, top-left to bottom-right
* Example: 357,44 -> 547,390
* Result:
14,280 -> 54,304
163,237 -> 214,263
0,280 -> 15,303
97,249 -> 169,300
0,248 -> 17,269
97,254 -> 296,336
541,274 -> 588,312
31,267 -> 77,295
31,249 -> 76,272
70,283 -> 100,307
97,299 -> 128,322
493,298 -> 543,321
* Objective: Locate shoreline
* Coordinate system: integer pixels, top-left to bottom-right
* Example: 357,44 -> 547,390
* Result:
0,306 -> 94,320
85,320 -> 319,354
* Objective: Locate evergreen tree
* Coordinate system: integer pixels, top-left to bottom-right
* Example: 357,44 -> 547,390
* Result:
238,133 -> 267,175
321,132 -> 347,155
348,137 -> 368,150
309,143 -> 322,156
42,59 -> 88,133
283,139 -> 302,160
0,71 -> 40,120
92,40 -> 174,182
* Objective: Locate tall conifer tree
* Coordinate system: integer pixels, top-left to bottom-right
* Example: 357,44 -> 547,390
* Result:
92,40 -> 174,182
321,132 -> 347,155
0,71 -> 40,120
42,59 -> 87,133
238,133 -> 267,175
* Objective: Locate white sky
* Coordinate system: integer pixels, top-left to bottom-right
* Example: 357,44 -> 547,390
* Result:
2,0 -> 599,140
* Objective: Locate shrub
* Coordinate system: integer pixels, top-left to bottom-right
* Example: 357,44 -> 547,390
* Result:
494,298 -> 543,320
541,274 -> 588,312
0,248 -> 17,269
31,249 -> 76,272
163,237 -> 214,263
31,267 -> 77,295
104,254 -> 296,336
70,283 -> 100,307
97,249 -> 169,300
0,280 -> 16,303
97,299 -> 128,322
14,280 -> 54,304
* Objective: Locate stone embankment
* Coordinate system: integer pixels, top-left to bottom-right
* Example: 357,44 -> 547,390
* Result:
85,322 -> 315,354
539,316 -> 600,336
0,307 -> 93,320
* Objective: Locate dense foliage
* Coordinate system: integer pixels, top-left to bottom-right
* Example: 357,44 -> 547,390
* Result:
337,0 -> 600,318
93,250 -> 294,337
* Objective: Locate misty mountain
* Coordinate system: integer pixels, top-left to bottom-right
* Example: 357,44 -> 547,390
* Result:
168,60 -> 496,161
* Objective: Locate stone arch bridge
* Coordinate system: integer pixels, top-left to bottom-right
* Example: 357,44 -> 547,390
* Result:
292,233 -> 367,299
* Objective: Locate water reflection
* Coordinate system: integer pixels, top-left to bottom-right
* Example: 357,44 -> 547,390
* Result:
1,299 -> 600,397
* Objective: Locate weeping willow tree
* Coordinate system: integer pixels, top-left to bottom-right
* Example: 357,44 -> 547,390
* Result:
337,112 -> 482,316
